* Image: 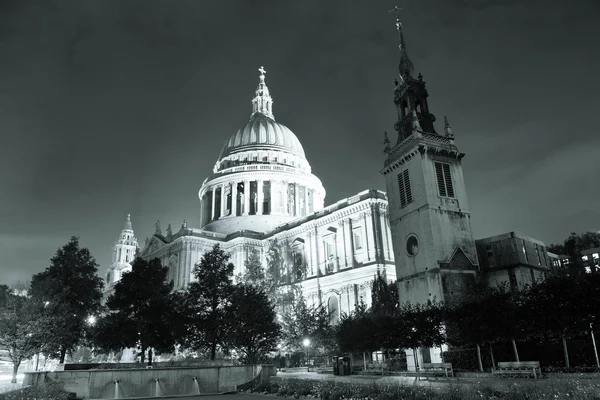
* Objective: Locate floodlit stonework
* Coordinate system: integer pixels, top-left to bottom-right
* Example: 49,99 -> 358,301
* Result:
105,67 -> 396,319
105,214 -> 138,297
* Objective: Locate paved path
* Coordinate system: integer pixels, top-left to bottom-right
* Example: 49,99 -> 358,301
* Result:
138,395 -> 272,400
276,371 -> 471,389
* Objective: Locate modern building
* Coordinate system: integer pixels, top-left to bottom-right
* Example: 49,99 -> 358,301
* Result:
475,232 -> 551,291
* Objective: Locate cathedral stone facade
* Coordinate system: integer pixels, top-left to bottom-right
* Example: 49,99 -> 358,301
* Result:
105,68 -> 396,320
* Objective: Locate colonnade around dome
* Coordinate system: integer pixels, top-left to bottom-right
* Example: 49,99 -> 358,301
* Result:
200,178 -> 321,228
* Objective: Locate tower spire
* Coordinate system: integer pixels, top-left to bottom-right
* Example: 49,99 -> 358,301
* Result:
389,6 -> 414,82
124,214 -> 132,230
251,66 -> 274,120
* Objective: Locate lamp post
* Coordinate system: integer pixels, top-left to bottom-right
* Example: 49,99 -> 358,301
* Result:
591,323 -> 600,369
303,338 -> 311,372
277,344 -> 282,371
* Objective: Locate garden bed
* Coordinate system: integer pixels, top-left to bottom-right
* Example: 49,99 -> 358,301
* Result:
244,376 -> 600,399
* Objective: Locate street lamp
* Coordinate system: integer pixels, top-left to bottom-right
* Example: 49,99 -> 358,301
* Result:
87,315 -> 97,326
277,344 -> 282,371
303,338 -> 311,372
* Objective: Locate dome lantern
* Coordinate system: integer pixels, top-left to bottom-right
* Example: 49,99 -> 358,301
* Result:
251,66 -> 274,120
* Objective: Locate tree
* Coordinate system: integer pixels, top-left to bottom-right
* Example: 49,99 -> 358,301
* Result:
181,244 -> 235,360
266,239 -> 285,285
337,300 -> 380,354
400,300 -> 446,367
371,273 -> 398,316
0,286 -> 41,383
445,287 -> 499,371
242,248 -> 265,287
527,271 -> 590,368
92,257 -> 178,365
227,284 -> 281,364
279,294 -> 335,356
29,237 -> 104,363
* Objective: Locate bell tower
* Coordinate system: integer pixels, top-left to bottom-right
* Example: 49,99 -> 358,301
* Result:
105,214 -> 139,289
382,8 -> 478,307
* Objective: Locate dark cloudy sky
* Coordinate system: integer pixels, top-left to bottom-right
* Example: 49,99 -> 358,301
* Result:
1,0 -> 598,285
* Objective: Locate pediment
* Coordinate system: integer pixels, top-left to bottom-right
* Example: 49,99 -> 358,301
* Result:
140,236 -> 167,257
440,246 -> 477,270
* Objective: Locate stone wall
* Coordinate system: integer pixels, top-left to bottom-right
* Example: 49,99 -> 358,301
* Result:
23,364 -> 276,399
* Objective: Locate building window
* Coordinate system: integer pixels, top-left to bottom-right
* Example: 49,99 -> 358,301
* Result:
522,240 -> 529,263
397,169 -> 413,208
530,269 -> 536,284
486,244 -> 495,268
434,162 -> 455,198
324,241 -> 335,273
262,156 -> 268,162
406,235 -> 419,257
328,296 -> 340,325
353,230 -> 363,250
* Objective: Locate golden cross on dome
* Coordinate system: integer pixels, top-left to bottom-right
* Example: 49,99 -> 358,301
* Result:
258,66 -> 266,76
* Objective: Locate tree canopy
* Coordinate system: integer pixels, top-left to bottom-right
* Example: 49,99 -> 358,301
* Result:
29,237 -> 104,363
93,257 -> 177,365
180,244 -> 235,360
226,283 -> 281,364
0,286 -> 41,383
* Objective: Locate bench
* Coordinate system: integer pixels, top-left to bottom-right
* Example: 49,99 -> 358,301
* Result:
418,363 -> 454,380
492,361 -> 542,379
363,363 -> 390,375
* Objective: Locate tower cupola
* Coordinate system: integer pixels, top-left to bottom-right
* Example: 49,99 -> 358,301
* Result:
389,6 -> 437,144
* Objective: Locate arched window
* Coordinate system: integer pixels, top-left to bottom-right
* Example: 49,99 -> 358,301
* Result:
328,296 -> 340,325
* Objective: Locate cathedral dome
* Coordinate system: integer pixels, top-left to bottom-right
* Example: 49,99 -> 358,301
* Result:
198,67 -> 326,236
219,114 -> 305,160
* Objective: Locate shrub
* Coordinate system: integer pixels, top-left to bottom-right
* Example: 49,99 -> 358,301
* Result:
246,377 -> 600,400
0,381 -> 73,400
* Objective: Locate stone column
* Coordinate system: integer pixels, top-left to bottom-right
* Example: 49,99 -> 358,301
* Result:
283,181 -> 289,216
243,180 -> 250,215
363,212 -> 371,261
231,181 -> 238,216
221,183 -> 227,218
333,233 -> 340,272
372,204 -> 385,264
295,183 -> 300,217
210,187 -> 216,221
307,231 -> 314,276
382,211 -> 392,260
339,220 -> 348,268
257,180 -> 264,215
304,186 -> 309,216
314,226 -> 321,276
348,218 -> 355,268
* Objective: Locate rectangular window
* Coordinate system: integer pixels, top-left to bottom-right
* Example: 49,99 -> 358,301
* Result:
434,162 -> 455,198
397,169 -> 413,208
353,230 -> 363,250
486,244 -> 495,268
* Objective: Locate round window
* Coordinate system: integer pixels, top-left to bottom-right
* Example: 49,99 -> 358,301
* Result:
406,235 -> 419,257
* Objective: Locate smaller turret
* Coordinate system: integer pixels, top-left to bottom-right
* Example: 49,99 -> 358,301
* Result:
105,214 -> 139,290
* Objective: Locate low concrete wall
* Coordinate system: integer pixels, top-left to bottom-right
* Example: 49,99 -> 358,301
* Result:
23,364 -> 276,399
